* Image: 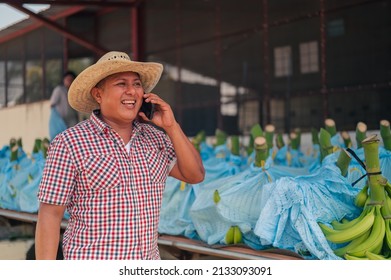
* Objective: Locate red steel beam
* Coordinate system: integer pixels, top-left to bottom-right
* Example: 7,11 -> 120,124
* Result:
0,6 -> 85,44
4,0 -> 138,7
3,2 -> 107,55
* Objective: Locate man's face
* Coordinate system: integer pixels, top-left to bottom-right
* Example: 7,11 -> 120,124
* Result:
92,71 -> 144,126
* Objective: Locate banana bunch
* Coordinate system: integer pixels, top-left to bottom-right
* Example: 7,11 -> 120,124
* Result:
319,135 -> 391,260
225,226 -> 242,245
320,206 -> 375,244
320,204 -> 390,260
212,191 -> 244,245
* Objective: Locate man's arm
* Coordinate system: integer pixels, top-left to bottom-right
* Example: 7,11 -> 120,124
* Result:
139,93 -> 205,184
35,202 -> 66,260
165,122 -> 205,184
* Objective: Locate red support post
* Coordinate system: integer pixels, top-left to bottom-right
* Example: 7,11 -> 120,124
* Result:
215,0 -> 223,130
262,0 -> 271,125
131,2 -> 145,61
175,0 -> 183,125
320,0 -> 329,119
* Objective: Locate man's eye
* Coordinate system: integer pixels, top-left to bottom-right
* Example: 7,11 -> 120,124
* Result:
133,82 -> 142,88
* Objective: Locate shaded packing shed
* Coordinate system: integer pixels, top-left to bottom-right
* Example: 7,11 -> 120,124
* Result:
0,0 -> 390,150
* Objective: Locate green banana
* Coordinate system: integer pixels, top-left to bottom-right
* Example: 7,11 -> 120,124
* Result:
27,173 -> 34,184
318,222 -> 338,235
344,253 -> 368,260
180,181 -> 186,191
386,195 -> 391,211
347,205 -> 385,257
225,226 -> 235,244
331,207 -> 370,231
365,251 -> 388,260
385,219 -> 391,251
385,183 -> 391,197
213,189 -> 221,204
333,228 -> 371,257
381,195 -> 391,218
320,206 -> 375,244
354,184 -> 369,207
233,226 -> 242,244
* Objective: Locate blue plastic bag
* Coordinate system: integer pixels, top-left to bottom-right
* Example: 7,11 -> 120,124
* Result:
253,158 -> 362,260
49,107 -> 67,140
14,156 -> 45,212
159,144 -> 244,238
189,156 -> 310,249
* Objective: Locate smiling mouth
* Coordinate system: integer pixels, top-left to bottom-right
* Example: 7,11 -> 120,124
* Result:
121,100 -> 136,106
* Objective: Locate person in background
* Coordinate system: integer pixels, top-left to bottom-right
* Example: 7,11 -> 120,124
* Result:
35,51 -> 205,259
49,70 -> 79,140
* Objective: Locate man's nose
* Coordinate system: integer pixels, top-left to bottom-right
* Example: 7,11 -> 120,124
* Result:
125,84 -> 137,94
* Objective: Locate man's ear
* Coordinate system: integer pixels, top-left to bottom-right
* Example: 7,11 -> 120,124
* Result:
91,87 -> 102,104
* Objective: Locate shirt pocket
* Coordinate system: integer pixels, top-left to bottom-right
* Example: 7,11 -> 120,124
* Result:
83,154 -> 121,191
145,149 -> 168,183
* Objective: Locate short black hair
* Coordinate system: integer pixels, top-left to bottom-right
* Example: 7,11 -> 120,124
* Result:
63,70 -> 76,79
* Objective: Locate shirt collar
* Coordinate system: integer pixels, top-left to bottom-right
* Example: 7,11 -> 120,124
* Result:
90,109 -> 109,134
90,109 -> 143,136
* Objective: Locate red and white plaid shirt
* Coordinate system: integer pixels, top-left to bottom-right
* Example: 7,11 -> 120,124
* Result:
38,110 -> 176,259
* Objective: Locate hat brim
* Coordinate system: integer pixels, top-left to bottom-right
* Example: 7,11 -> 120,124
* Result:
68,60 -> 163,114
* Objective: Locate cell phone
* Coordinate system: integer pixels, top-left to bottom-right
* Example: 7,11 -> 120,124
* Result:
140,98 -> 154,120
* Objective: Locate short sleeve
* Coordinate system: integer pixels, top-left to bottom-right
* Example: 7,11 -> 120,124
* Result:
37,135 -> 76,205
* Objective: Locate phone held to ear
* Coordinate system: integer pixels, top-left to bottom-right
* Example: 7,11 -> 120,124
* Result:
140,98 -> 154,120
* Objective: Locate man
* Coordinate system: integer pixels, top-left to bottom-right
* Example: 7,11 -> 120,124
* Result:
49,71 -> 79,139
35,51 -> 205,259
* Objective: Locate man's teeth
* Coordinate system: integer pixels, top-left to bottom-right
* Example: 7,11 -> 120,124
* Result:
122,100 -> 135,105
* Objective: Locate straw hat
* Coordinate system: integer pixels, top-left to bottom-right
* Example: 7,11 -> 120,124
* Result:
68,51 -> 163,113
